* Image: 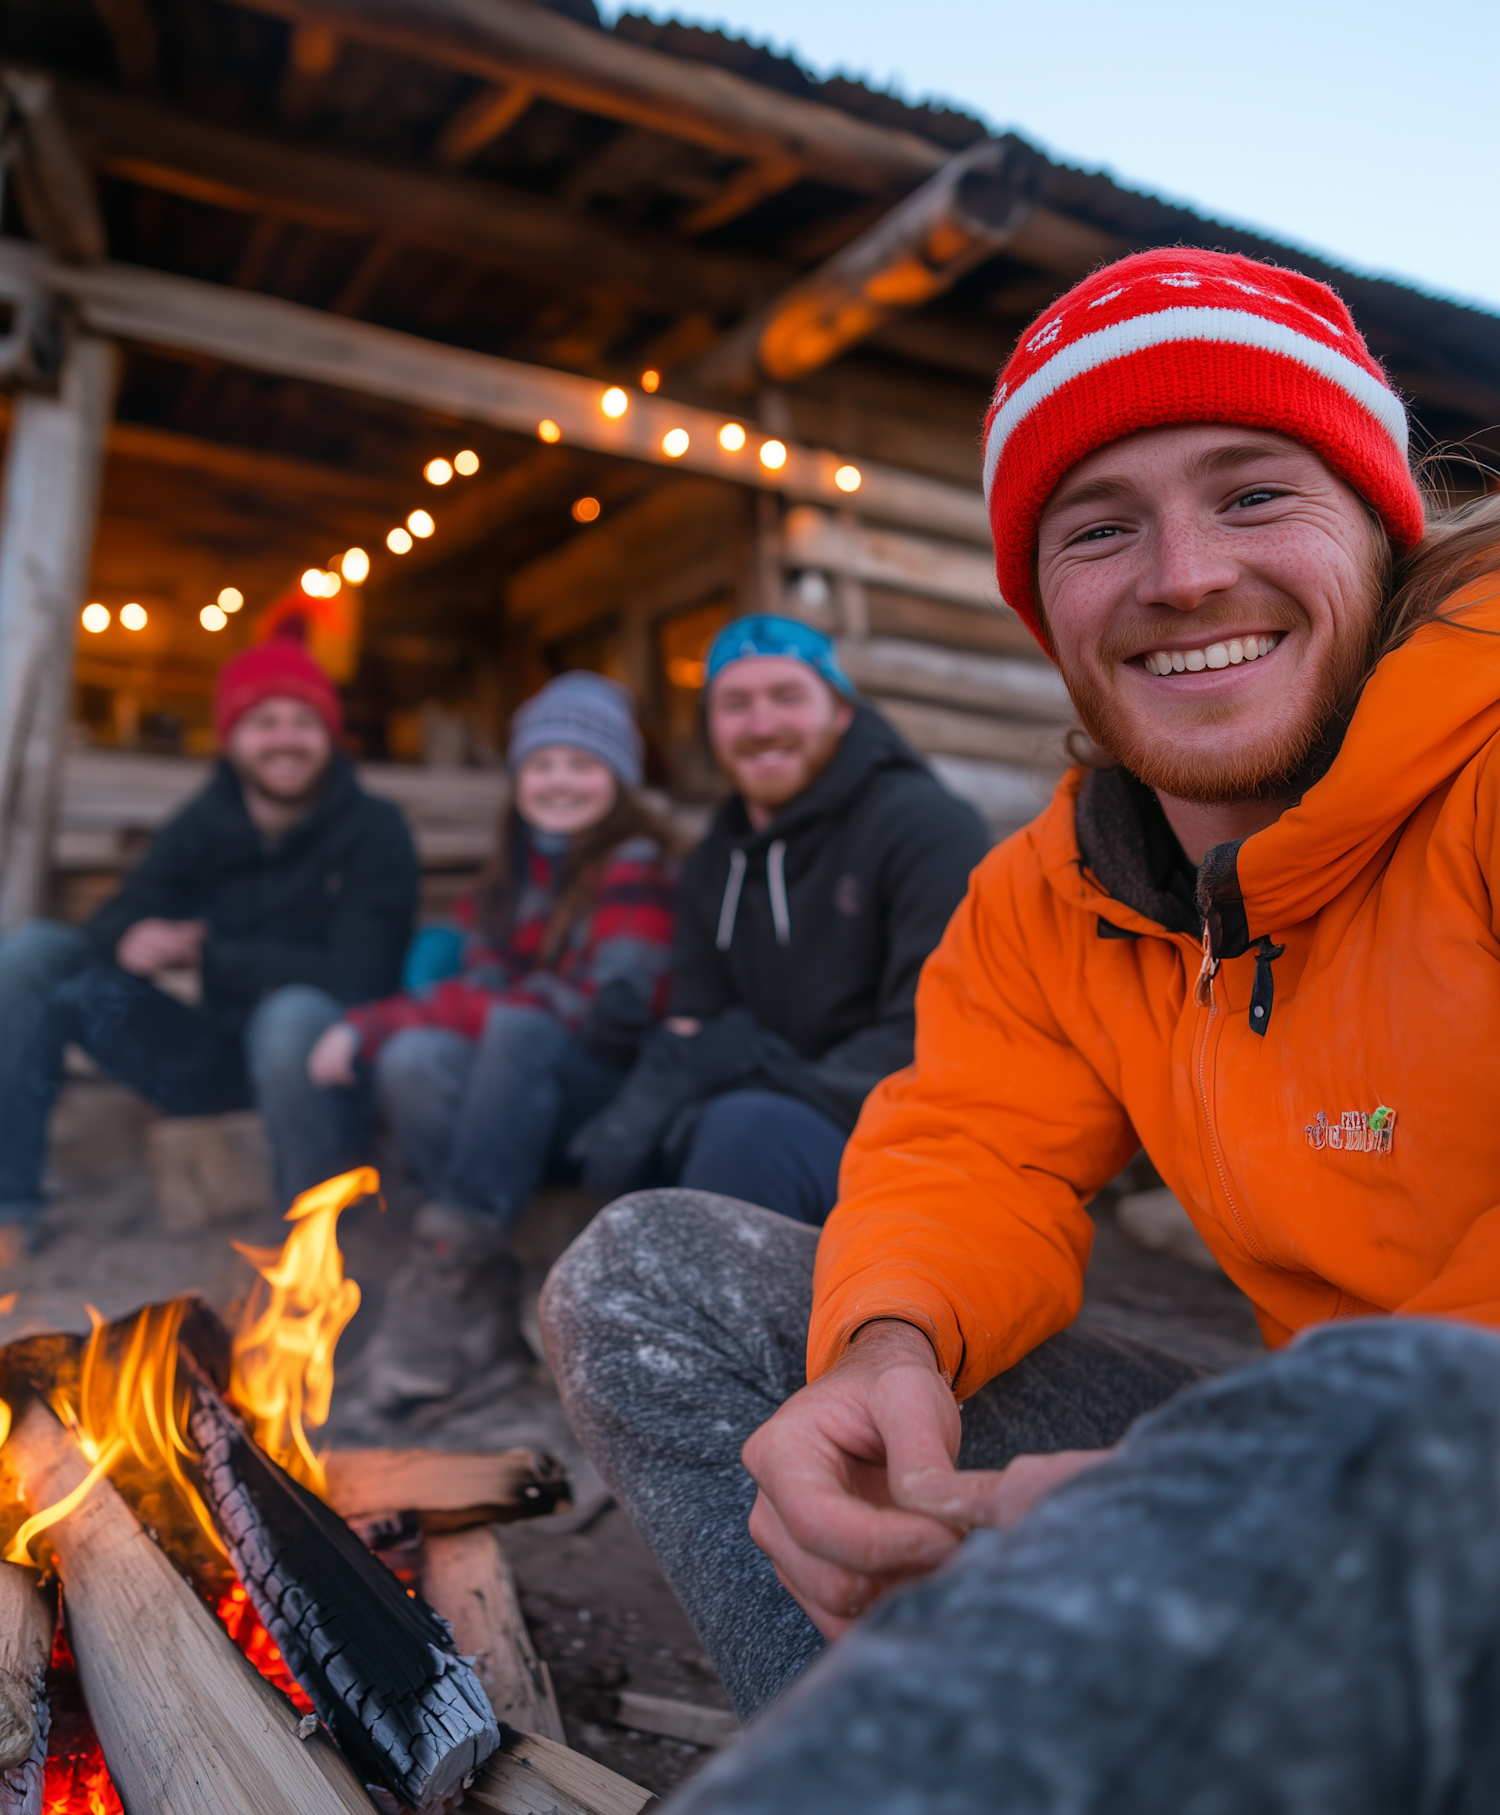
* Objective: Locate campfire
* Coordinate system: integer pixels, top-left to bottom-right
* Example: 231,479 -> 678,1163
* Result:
0,1169 -> 630,1815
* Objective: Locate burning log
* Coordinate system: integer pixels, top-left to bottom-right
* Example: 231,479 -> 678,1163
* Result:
4,1399 -> 372,1815
187,1372 -> 500,1813
324,1450 -> 569,1532
0,1563 -> 54,1815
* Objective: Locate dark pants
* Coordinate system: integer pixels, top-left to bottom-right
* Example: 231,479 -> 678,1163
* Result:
545,1193 -> 1500,1814
679,1089 -> 846,1225
373,1003 -> 625,1230
0,920 -> 369,1222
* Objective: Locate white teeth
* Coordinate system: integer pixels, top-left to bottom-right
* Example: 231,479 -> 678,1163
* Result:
1142,633 -> 1280,675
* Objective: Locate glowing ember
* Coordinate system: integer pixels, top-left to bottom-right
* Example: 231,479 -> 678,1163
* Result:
228,1166 -> 374,1495
213,1582 -> 314,1715
42,1629 -> 122,1815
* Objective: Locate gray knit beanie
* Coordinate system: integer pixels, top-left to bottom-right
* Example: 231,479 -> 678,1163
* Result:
507,671 -> 644,788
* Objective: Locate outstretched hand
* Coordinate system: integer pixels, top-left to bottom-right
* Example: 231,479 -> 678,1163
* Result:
742,1319 -> 1112,1639
307,1021 -> 359,1088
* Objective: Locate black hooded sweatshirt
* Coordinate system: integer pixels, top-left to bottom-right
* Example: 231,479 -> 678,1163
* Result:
86,755 -> 419,1029
671,704 -> 989,1123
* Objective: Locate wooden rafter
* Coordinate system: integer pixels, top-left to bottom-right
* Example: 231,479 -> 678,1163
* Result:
0,237 -> 990,544
228,0 -> 950,193
430,80 -> 534,167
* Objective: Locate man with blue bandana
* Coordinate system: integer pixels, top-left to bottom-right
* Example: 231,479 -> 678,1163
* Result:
572,615 -> 988,1223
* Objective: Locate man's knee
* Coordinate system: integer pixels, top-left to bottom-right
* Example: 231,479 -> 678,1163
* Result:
480,1000 -> 567,1058
244,985 -> 343,1082
0,919 -> 91,992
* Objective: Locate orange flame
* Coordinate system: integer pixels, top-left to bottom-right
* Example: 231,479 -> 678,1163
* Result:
228,1166 -> 373,1495
4,1167 -> 375,1560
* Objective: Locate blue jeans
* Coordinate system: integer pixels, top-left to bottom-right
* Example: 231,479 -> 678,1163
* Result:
374,1004 -> 626,1229
0,920 -> 365,1224
680,1089 -> 846,1225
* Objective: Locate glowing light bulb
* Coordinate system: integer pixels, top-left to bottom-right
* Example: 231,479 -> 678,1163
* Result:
200,604 -> 228,631
571,496 -> 601,523
759,439 -> 787,471
834,464 -> 862,493
454,449 -> 480,475
407,509 -> 435,538
120,602 -> 148,631
662,428 -> 689,458
218,587 -> 244,612
640,369 -> 661,393
387,527 -> 413,554
341,547 -> 370,584
537,420 -> 562,444
424,458 -> 453,485
718,423 -> 746,452
81,603 -> 110,633
600,387 -> 629,419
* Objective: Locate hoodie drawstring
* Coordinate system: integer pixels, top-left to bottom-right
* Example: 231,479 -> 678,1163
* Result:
1249,936 -> 1286,1037
715,849 -> 747,951
767,840 -> 791,946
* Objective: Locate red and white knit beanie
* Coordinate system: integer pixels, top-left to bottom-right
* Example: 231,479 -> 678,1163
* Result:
982,248 -> 1426,648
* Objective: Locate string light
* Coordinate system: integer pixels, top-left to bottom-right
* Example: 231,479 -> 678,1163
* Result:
571,497 -> 601,523
537,420 -> 562,443
81,603 -> 109,633
120,603 -> 147,631
218,587 -> 244,612
759,440 -> 787,470
423,458 -> 453,485
662,428 -> 689,457
600,387 -> 629,419
340,548 -> 369,584
406,510 -> 435,539
387,527 -> 413,554
718,423 -> 746,452
834,464 -> 863,493
640,370 -> 661,393
301,569 -> 341,597
200,604 -> 228,631
454,449 -> 480,475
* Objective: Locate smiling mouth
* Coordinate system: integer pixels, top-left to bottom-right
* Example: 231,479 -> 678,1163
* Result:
1138,633 -> 1282,676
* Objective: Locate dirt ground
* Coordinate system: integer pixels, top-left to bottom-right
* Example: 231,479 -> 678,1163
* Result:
0,1078 -> 1265,1802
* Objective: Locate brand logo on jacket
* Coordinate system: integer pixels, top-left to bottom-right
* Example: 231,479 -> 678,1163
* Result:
1303,1107 -> 1396,1154
834,874 -> 862,917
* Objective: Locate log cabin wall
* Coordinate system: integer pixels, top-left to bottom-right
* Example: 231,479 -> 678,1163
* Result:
0,0 -> 1497,914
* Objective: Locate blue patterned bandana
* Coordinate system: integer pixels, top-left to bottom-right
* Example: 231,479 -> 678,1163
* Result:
704,615 -> 856,699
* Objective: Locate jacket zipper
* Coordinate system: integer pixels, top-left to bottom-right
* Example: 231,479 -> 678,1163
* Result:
1193,961 -> 1272,1265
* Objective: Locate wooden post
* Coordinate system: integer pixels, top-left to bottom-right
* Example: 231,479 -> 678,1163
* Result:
0,331 -> 116,931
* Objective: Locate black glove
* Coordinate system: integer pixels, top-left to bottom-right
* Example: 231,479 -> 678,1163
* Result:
578,978 -> 655,1070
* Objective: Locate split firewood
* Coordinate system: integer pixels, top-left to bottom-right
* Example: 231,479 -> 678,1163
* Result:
465,1728 -> 655,1815
187,1372 -> 500,1813
324,1450 -> 569,1531
419,1527 -> 565,1743
4,1398 -> 372,1815
0,1562 -> 55,1815
611,1691 -> 740,1750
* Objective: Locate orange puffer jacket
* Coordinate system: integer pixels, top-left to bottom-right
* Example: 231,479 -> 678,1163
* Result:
810,579 -> 1500,1399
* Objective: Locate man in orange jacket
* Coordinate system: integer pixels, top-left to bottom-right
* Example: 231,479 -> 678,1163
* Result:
544,247 -> 1500,1810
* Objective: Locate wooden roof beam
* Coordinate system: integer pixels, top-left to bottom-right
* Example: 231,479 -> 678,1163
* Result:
227,0 -> 950,194
689,139 -> 1130,395
1,70 -> 106,264
57,80 -> 787,319
0,236 -> 990,544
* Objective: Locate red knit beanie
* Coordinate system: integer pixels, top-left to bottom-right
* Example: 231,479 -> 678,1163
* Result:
214,639 -> 343,743
982,248 -> 1426,648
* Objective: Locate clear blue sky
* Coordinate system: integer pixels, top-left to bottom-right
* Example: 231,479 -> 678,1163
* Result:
605,0 -> 1500,314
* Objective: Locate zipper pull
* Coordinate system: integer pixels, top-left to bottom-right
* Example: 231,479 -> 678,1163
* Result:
1193,924 -> 1219,1008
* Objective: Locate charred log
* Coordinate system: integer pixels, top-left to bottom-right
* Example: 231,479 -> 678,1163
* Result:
186,1372 -> 499,1812
0,1564 -> 54,1815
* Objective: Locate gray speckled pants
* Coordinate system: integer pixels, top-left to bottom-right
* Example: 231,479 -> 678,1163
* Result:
539,1190 -> 1200,1717
545,1194 -> 1500,1815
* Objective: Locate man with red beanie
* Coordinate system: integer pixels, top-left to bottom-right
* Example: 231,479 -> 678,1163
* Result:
0,639 -> 416,1248
543,249 -> 1500,1812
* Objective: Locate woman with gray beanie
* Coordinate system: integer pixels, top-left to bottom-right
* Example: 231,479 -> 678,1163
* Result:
306,672 -> 679,1411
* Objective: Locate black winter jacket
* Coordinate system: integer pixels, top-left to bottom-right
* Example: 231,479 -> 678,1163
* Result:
673,705 -> 989,1123
87,756 -> 419,1028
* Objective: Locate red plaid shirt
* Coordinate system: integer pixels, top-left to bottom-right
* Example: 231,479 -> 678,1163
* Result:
345,833 -> 677,1057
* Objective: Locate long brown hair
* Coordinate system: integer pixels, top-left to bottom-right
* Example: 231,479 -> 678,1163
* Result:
472,787 -> 680,963
1374,484 -> 1500,664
